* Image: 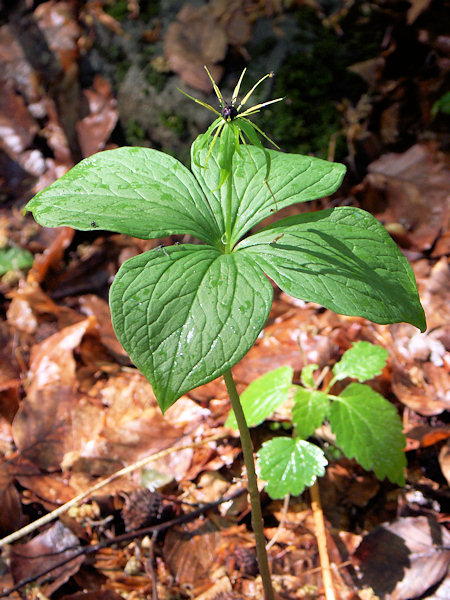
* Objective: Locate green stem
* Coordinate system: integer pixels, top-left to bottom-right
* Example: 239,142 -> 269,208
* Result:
223,370 -> 275,600
225,174 -> 233,253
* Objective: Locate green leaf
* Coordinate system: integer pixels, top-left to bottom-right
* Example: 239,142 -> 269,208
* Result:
300,364 -> 319,389
0,246 -> 34,275
238,207 -> 426,331
292,389 -> 330,439
25,147 -> 221,246
191,141 -> 346,246
258,437 -> 327,499
226,365 -> 294,430
329,382 -> 406,484
110,244 -> 272,412
333,341 -> 388,383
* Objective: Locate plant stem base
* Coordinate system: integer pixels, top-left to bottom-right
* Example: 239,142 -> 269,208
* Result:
223,370 -> 275,600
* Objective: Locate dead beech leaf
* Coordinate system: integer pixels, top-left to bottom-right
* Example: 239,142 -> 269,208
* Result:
354,516 -> 450,600
10,521 -> 84,596
407,0 -> 432,24
13,386 -> 80,471
79,294 -> 128,359
362,144 -> 450,252
12,318 -> 96,470
0,80 -> 38,158
29,317 -> 96,391
6,280 -> 80,337
15,459 -> 76,509
57,373 -> 202,494
0,25 -> 40,103
391,360 -> 450,416
164,4 -> 227,93
164,517 -> 235,586
28,226 -> 74,284
34,0 -> 80,72
0,460 -> 25,536
76,75 -> 118,158
438,441 -> 450,485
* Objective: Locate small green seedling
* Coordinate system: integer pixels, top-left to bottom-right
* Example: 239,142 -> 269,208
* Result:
0,246 -> 34,276
226,341 -> 405,499
24,69 -> 425,600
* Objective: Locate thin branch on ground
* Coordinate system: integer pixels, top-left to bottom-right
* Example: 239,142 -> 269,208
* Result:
0,488 -> 245,598
0,431 -> 228,549
310,480 -> 336,600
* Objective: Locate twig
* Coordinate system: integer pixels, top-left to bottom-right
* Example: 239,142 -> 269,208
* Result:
310,480 -> 336,600
0,488 -> 245,598
266,494 -> 290,551
0,432 -> 227,549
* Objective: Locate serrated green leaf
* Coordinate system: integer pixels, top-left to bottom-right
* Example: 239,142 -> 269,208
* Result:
300,364 -> 319,389
292,389 -> 330,439
226,365 -> 294,430
191,141 -> 346,246
329,383 -> 406,484
238,207 -> 426,331
258,437 -> 327,499
110,244 -> 272,412
25,147 -> 221,246
0,246 -> 34,275
333,341 -> 388,383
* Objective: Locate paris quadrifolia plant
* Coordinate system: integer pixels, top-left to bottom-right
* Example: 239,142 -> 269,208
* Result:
25,67 -> 426,600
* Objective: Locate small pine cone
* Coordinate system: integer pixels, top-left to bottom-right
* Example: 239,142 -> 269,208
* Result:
121,489 -> 163,532
233,546 -> 259,577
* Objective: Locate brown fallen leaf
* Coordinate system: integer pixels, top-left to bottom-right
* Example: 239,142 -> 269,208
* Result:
76,75 -> 118,158
164,3 -> 227,93
0,460 -> 25,536
391,360 -> 450,416
438,440 -> 450,486
34,0 -> 80,72
10,521 -> 84,596
164,517 -> 242,588
407,0 -> 432,24
354,516 -> 450,600
359,143 -> 450,253
79,294 -> 128,360
0,80 -> 38,159
12,317 -> 96,470
0,25 -> 40,103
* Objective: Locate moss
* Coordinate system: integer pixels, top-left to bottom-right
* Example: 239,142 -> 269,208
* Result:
144,67 -> 168,92
159,112 -> 188,139
124,118 -> 147,145
258,6 -> 373,157
104,0 -> 129,22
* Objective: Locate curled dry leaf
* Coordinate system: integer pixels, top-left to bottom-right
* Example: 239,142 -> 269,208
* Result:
12,317 -> 96,470
0,25 -> 40,103
164,4 -> 227,93
0,461 -> 25,536
354,516 -> 450,600
361,143 -> 450,254
62,373 -> 204,494
438,440 -> 450,486
79,293 -> 128,359
76,75 -> 118,158
10,521 -> 84,596
27,226 -> 74,284
34,0 -> 80,72
0,80 -> 38,158
164,518 -> 243,588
